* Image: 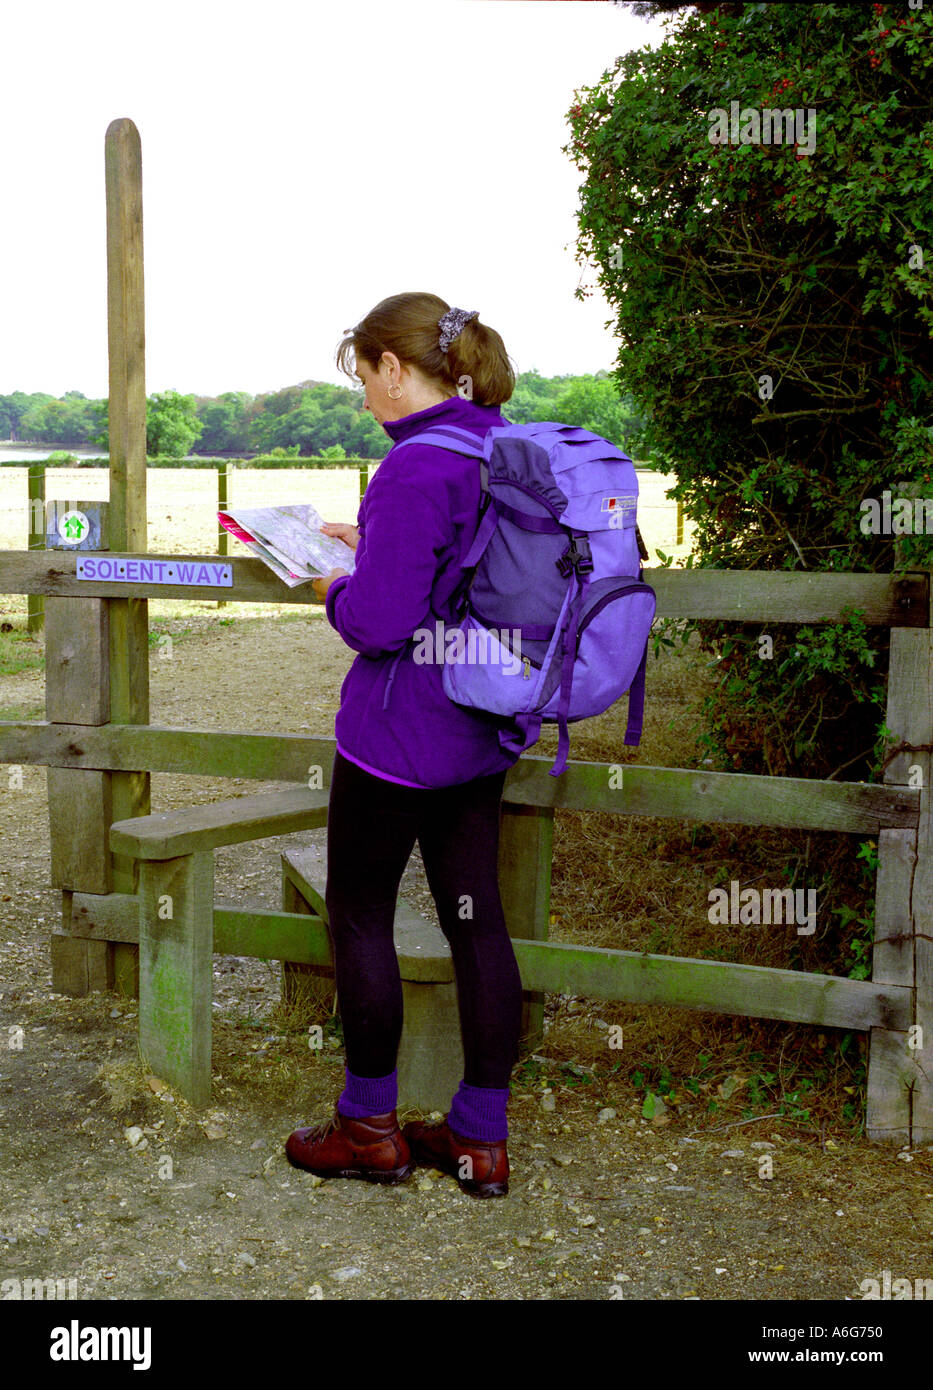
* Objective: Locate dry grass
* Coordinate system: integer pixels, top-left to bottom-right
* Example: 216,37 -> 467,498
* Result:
501,632 -> 872,1141
176,628 -> 873,1145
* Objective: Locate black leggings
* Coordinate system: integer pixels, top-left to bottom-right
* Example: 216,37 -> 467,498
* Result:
324,750 -> 524,1089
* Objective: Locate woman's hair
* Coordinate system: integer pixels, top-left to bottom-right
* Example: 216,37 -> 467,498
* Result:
335,292 -> 515,407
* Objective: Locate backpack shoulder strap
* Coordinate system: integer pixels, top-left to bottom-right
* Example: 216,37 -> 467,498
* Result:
394,425 -> 486,458
391,426 -> 494,616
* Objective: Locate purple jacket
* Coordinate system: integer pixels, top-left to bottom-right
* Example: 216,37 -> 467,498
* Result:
324,394 -> 523,788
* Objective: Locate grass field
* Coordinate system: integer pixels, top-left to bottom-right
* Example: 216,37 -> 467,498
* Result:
0,463 -> 694,642
1,462 -> 692,553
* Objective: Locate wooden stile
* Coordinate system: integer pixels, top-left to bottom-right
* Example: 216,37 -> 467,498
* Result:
11,118 -> 933,1135
137,852 -> 214,1108
0,722 -> 918,832
62,889 -> 913,1033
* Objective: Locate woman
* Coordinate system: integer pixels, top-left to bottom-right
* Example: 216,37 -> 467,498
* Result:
284,293 -> 524,1198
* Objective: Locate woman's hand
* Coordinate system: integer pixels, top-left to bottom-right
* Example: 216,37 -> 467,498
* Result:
320,521 -> 360,551
311,567 -> 350,601
312,522 -> 356,600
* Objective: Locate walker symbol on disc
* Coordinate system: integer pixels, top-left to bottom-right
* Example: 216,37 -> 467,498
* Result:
59,510 -> 89,545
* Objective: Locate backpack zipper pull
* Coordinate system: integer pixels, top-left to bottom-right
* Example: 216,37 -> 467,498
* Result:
522,658 -> 531,679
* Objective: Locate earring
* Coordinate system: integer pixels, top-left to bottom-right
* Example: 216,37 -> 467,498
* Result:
387,385 -> 402,399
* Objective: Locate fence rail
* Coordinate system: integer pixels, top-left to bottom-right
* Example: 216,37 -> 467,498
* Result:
0,723 -> 921,832
0,549 -> 924,624
5,458 -> 679,633
11,542 -> 924,1141
4,522 -> 929,1141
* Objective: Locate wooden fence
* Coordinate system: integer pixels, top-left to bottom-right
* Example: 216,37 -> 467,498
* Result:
13,457 -> 375,631
9,456 -> 680,632
0,117 -> 928,1143
0,545 -> 929,1139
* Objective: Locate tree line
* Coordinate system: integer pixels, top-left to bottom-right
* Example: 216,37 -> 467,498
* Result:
0,372 -> 646,459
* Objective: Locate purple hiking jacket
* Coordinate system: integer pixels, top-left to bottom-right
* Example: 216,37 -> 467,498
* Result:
323,394 -> 524,788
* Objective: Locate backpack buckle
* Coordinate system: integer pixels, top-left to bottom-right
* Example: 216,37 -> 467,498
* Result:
556,547 -> 575,578
557,539 -> 593,578
574,537 -> 593,574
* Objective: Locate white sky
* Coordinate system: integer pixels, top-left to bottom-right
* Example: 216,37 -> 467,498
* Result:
1,0 -> 667,400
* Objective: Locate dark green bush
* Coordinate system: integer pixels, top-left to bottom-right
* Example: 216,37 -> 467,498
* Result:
566,0 -> 933,783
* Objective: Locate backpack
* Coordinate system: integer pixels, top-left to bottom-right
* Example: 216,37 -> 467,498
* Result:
397,419 -> 657,778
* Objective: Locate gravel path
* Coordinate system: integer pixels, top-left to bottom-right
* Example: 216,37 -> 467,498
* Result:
1,611 -> 931,1305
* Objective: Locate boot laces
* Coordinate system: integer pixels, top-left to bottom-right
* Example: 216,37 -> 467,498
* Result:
304,1111 -> 340,1144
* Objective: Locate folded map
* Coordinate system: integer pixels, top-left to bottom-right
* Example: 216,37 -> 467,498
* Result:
217,502 -> 356,587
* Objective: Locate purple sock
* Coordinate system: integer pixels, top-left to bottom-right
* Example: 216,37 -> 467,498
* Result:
447,1080 -> 510,1143
337,1066 -> 398,1118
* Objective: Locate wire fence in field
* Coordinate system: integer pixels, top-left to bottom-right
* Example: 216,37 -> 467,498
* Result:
1,461 -> 693,560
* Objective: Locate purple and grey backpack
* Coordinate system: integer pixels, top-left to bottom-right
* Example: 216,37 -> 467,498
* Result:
396,420 -> 657,777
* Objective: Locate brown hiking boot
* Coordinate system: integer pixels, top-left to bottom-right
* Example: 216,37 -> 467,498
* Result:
402,1117 -> 509,1198
285,1108 -> 414,1184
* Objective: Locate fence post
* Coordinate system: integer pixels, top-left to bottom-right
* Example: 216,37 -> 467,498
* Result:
103,116 -> 150,998
27,465 -> 45,634
867,524 -> 933,1142
44,497 -> 114,992
137,851 -> 214,1107
498,801 -> 554,1053
46,583 -> 116,994
216,461 -> 230,609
